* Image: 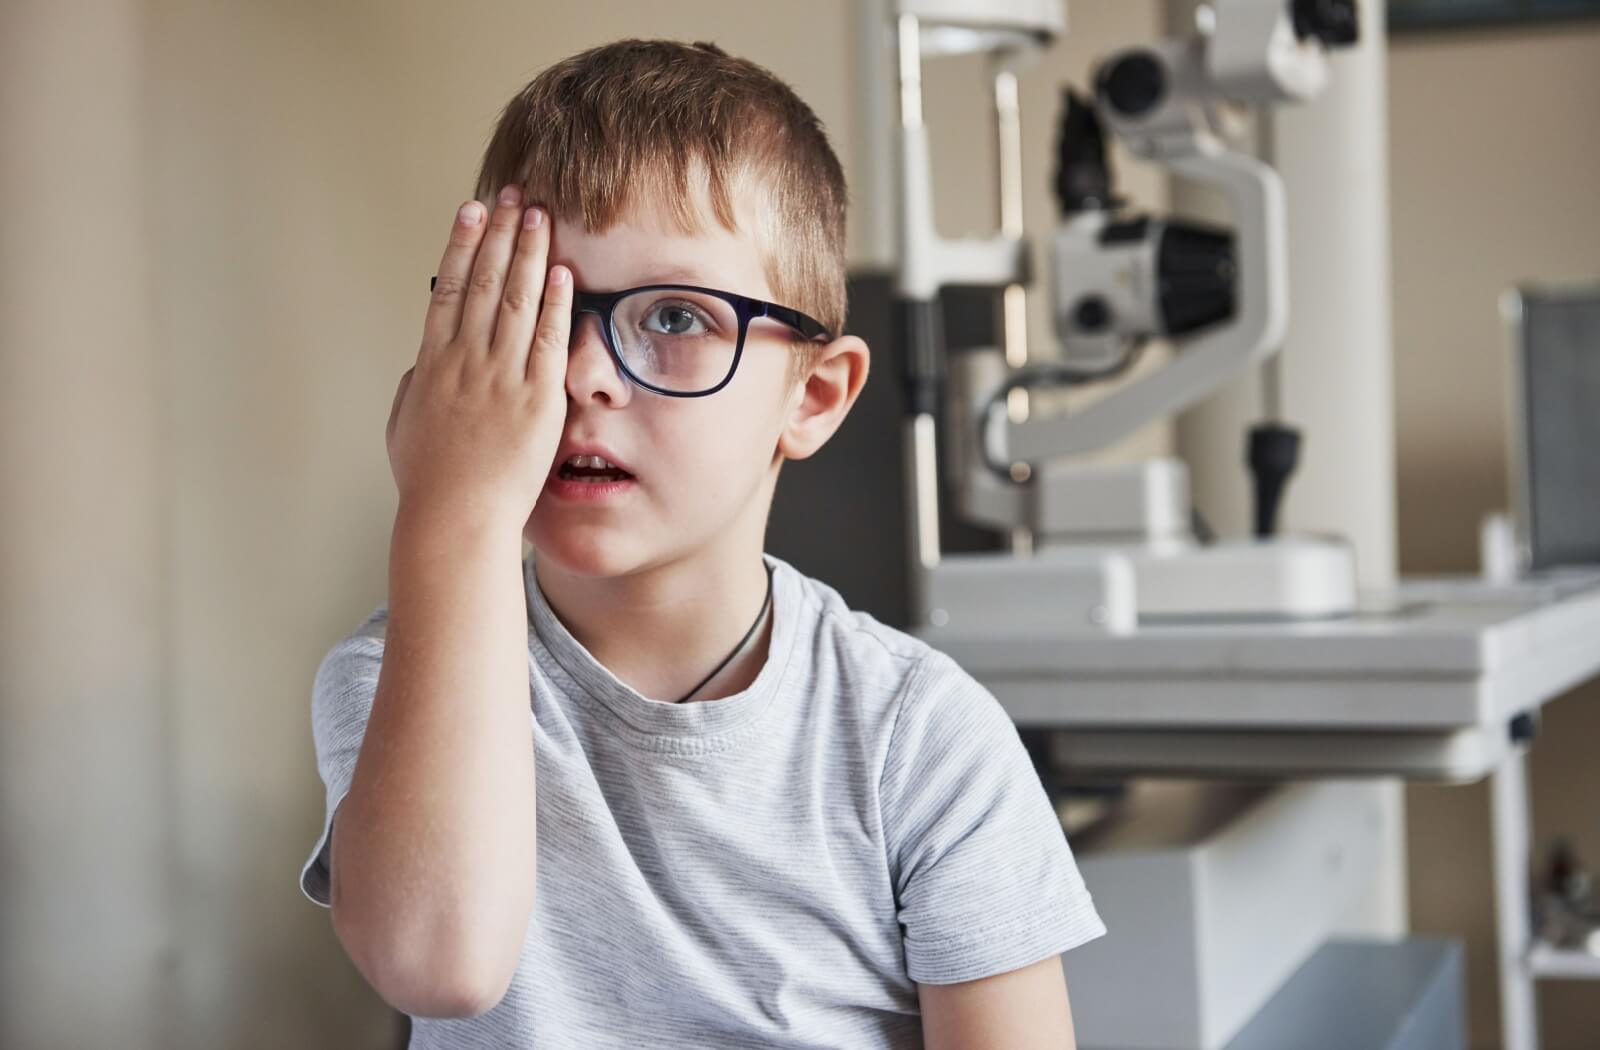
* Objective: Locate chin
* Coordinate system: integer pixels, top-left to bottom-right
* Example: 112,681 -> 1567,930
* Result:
527,513 -> 649,579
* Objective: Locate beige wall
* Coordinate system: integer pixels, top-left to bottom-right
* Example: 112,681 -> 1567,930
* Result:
1388,21 -> 1600,1050
0,2 -> 174,1047
0,2 -> 1163,1047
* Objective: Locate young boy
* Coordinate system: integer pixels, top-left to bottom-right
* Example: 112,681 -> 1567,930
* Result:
300,37 -> 1104,1049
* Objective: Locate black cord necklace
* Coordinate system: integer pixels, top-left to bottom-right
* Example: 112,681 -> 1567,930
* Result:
675,562 -> 774,703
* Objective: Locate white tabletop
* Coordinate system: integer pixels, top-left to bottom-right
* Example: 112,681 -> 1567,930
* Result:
927,568 -> 1600,736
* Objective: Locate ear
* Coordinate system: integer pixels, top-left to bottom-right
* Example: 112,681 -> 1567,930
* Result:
777,334 -> 870,462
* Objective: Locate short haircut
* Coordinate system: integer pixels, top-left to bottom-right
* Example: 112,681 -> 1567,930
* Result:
473,38 -> 848,382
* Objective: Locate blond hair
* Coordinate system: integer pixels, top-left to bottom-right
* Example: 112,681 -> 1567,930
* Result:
473,39 -> 848,381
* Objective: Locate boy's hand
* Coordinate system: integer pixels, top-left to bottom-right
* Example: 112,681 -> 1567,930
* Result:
386,185 -> 570,530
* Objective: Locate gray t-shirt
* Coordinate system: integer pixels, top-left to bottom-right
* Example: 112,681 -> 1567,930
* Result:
301,551 -> 1105,1048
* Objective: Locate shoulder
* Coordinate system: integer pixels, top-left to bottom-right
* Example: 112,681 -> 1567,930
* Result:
775,557 -> 1002,732
317,602 -> 389,666
311,602 -> 390,716
779,558 -> 940,685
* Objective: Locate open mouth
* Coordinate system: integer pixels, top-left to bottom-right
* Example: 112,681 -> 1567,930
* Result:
555,454 -> 635,484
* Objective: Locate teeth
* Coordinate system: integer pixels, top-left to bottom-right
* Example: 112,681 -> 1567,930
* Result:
565,453 -> 619,470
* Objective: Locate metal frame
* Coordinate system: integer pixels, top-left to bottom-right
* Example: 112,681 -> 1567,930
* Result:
1499,282 -> 1600,573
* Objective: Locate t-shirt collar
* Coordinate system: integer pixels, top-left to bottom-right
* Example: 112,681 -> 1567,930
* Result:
523,551 -> 802,744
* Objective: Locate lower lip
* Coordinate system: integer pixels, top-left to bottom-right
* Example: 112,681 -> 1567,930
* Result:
543,474 -> 639,502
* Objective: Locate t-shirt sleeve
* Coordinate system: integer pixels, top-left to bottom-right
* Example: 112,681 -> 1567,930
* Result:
298,603 -> 389,908
880,650 -> 1106,985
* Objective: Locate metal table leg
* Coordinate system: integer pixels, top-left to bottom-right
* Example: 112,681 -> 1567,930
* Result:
1489,745 -> 1538,1050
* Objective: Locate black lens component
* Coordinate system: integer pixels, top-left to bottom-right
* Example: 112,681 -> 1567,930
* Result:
1073,296 -> 1112,333
1292,0 -> 1359,47
1156,221 -> 1236,336
1096,51 -> 1166,118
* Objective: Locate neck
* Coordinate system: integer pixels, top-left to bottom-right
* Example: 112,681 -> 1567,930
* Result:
533,532 -> 776,704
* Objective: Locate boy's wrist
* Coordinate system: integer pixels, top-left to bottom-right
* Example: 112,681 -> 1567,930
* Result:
392,499 -> 526,556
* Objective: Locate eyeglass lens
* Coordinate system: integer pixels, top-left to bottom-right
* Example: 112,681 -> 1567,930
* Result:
608,289 -> 742,394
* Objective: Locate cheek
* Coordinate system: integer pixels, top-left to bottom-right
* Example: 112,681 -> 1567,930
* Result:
665,362 -> 787,469
656,409 -> 764,482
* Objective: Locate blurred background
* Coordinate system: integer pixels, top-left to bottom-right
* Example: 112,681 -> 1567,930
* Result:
1,1 -> 1597,1047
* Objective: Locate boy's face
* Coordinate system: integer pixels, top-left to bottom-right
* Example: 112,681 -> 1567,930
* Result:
523,186 -> 866,580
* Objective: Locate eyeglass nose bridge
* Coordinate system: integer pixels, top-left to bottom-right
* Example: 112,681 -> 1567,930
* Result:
569,291 -> 630,367
564,297 -> 635,393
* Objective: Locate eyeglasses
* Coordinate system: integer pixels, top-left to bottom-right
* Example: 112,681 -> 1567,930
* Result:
429,277 -> 832,397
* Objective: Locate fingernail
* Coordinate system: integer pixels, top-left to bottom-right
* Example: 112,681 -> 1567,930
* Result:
499,184 -> 522,207
523,206 -> 542,230
550,266 -> 568,285
457,201 -> 482,226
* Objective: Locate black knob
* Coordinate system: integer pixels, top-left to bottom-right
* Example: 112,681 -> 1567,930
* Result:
1247,423 -> 1301,539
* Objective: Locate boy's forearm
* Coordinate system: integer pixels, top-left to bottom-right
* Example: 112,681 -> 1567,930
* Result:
331,503 -> 536,1017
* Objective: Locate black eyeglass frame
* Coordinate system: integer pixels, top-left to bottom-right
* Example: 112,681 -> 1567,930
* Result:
429,276 -> 833,398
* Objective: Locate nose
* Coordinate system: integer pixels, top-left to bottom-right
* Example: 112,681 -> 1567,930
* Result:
564,311 -> 632,408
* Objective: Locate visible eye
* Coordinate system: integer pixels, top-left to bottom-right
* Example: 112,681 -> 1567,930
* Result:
641,300 -> 712,336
